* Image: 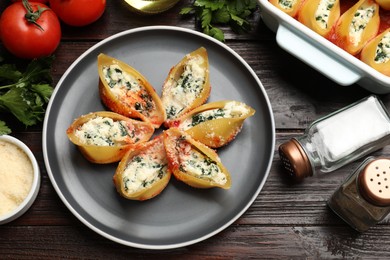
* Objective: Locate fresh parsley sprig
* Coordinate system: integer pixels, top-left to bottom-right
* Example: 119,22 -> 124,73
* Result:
0,121 -> 10,135
180,0 -> 258,41
0,56 -> 54,135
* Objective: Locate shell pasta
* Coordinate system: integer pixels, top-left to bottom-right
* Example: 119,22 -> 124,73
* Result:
66,47 -> 255,200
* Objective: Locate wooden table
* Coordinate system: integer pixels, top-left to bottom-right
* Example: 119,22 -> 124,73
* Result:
1,1 -> 390,258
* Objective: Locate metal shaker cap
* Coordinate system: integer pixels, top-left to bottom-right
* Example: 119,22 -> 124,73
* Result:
278,138 -> 313,180
358,158 -> 390,207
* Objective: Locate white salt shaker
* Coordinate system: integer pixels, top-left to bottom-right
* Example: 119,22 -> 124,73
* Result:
279,95 -> 390,180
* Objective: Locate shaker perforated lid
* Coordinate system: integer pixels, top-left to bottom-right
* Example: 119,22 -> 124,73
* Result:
358,158 -> 390,207
278,138 -> 313,180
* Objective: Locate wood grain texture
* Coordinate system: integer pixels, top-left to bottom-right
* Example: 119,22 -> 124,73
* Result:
1,0 -> 390,258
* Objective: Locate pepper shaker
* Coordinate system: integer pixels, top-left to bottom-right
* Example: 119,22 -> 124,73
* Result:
327,157 -> 390,232
279,95 -> 390,180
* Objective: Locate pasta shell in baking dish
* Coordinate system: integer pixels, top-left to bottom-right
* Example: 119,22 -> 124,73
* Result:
113,135 -> 171,201
163,128 -> 231,189
161,47 -> 211,126
168,100 -> 255,148
66,111 -> 154,164
375,0 -> 390,10
297,0 -> 340,37
331,0 -> 380,56
269,0 -> 305,18
98,53 -> 166,128
360,28 -> 390,76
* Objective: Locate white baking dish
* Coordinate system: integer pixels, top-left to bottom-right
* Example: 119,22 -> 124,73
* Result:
258,0 -> 390,94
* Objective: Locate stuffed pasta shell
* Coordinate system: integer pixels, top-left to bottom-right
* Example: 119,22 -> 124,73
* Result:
360,28 -> 390,76
375,0 -> 390,10
66,111 -> 154,164
163,128 -> 231,189
269,0 -> 305,18
161,47 -> 211,127
331,0 -> 380,56
168,100 -> 255,148
298,0 -> 340,37
113,135 -> 171,201
98,53 -> 166,128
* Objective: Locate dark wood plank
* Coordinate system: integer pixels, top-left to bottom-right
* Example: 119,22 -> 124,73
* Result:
1,224 -> 390,259
2,0 -> 390,258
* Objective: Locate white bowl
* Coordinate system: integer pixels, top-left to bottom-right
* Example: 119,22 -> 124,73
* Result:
0,135 -> 40,224
258,0 -> 390,94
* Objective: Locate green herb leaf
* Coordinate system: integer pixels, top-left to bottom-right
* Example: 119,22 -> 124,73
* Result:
0,56 -> 54,130
0,121 -> 11,135
200,8 -> 212,29
31,83 -> 53,103
212,7 -> 230,24
180,7 -> 194,15
209,27 -> 225,41
0,64 -> 22,82
181,0 -> 258,41
194,0 -> 225,11
22,56 -> 54,84
0,88 -> 38,126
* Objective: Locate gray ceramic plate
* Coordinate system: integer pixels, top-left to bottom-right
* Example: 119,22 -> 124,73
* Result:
43,26 -> 275,249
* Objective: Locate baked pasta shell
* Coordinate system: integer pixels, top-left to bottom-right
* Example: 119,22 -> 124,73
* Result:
163,128 -> 231,189
298,0 -> 340,37
161,47 -> 211,126
269,0 -> 304,18
331,0 -> 380,56
168,100 -> 255,148
113,135 -> 171,201
66,111 -> 154,164
360,28 -> 390,76
98,53 -> 166,128
375,0 -> 390,10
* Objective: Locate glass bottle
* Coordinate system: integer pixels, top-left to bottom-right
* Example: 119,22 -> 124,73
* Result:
123,0 -> 181,15
327,157 -> 390,232
279,95 -> 390,180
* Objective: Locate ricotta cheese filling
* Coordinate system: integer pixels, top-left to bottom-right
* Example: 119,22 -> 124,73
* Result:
74,116 -> 140,146
375,32 -> 390,64
102,64 -> 155,116
0,140 -> 33,217
349,5 -> 376,45
122,142 -> 168,194
315,0 -> 336,29
179,142 -> 227,185
278,0 -> 297,10
180,101 -> 250,130
165,55 -> 206,119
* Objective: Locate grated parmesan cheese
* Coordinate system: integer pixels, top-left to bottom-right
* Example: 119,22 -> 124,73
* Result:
0,140 -> 33,216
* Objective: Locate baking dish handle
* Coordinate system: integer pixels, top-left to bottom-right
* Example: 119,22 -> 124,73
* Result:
276,25 -> 361,86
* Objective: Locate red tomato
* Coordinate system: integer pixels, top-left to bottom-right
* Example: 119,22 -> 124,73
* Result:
0,2 -> 61,59
49,0 -> 106,27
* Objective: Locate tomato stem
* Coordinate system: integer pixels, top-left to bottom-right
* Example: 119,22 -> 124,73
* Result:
22,0 -> 49,31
